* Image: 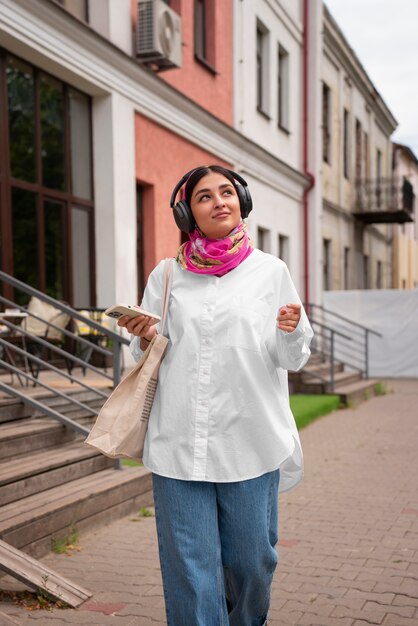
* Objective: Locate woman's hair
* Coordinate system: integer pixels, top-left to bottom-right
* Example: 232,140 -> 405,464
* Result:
184,165 -> 238,205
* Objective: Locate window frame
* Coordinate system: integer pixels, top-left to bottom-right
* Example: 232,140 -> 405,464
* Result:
53,0 -> 89,23
277,44 -> 290,133
0,49 -> 95,306
343,108 -> 350,180
256,20 -> 270,119
194,0 -> 216,74
322,82 -> 331,164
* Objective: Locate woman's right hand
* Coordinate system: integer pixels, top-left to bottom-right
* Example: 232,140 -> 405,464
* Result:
117,314 -> 156,343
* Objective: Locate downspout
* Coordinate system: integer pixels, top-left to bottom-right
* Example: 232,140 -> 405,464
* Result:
303,0 -> 316,309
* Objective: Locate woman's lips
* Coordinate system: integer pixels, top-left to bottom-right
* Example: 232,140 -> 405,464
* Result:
213,212 -> 231,219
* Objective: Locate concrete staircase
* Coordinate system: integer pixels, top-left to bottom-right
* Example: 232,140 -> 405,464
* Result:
290,352 -> 380,406
0,389 -> 153,560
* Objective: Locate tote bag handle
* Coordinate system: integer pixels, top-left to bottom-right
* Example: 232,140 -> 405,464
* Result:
160,258 -> 173,336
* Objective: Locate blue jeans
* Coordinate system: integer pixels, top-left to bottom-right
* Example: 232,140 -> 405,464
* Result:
152,469 -> 280,626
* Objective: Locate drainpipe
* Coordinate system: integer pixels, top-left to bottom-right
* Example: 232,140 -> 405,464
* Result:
303,0 -> 316,310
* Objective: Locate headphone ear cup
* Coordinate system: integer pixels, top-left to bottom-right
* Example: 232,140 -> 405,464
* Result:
173,200 -> 195,233
236,185 -> 253,219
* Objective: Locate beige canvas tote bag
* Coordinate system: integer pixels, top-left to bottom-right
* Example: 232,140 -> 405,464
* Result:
84,259 -> 173,461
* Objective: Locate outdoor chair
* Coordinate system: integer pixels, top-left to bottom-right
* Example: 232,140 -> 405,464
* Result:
19,296 -> 73,380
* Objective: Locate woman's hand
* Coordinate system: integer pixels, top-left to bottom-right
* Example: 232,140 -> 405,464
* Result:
117,314 -> 156,343
276,303 -> 301,333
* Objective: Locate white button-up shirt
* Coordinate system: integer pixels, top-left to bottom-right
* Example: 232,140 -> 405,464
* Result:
130,249 -> 313,492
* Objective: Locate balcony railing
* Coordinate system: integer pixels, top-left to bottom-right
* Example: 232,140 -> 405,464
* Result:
353,177 -> 415,224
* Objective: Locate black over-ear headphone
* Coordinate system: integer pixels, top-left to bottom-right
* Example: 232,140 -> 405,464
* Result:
170,167 -> 253,233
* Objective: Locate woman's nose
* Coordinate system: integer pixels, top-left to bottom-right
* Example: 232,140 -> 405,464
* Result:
213,194 -> 225,207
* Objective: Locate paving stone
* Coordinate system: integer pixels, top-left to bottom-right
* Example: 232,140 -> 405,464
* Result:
1,379 -> 417,625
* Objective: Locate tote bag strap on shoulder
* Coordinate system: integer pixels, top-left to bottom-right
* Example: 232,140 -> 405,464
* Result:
160,258 -> 173,336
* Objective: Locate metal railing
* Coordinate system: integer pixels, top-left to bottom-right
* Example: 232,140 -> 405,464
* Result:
0,271 -> 131,465
354,176 -> 415,214
301,319 -> 353,392
306,303 -> 382,390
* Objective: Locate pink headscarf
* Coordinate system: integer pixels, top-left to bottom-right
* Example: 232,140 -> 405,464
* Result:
176,221 -> 254,277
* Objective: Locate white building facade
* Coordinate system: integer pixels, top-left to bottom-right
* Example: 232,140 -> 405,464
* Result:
0,0 -> 323,313
233,0 -> 323,304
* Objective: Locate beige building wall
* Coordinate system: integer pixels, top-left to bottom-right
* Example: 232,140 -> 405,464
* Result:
392,144 -> 418,288
321,6 -> 397,292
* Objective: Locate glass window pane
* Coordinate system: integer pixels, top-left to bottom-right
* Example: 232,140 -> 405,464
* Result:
44,200 -> 65,301
6,57 -> 36,182
69,89 -> 92,200
41,74 -> 65,190
71,206 -> 91,307
65,0 -> 88,21
11,188 -> 38,304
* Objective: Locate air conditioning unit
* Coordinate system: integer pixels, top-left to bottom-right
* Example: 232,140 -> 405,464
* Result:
136,0 -> 182,71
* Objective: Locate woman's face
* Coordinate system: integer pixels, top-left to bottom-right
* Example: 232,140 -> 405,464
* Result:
189,171 -> 241,239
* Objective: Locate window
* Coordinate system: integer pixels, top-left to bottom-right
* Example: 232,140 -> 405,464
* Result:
323,238 -> 331,290
376,260 -> 382,289
355,119 -> 362,182
278,234 -> 290,267
256,21 -> 270,116
363,254 -> 369,289
376,149 -> 382,207
343,246 -> 350,290
0,51 -> 94,306
257,227 -> 270,252
343,109 -> 350,179
54,0 -> 88,21
364,131 -> 370,179
194,0 -> 206,60
322,82 -> 331,163
194,0 -> 215,70
376,148 -> 382,179
278,45 -> 289,132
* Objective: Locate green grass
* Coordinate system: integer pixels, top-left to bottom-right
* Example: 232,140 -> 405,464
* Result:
290,394 -> 341,430
51,522 -> 79,554
122,459 -> 143,467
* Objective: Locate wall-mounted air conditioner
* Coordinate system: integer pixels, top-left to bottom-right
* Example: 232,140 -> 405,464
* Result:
136,0 -> 182,71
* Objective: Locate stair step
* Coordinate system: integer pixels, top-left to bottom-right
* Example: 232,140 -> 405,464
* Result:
299,370 -> 362,393
0,467 -> 153,558
302,360 -> 344,379
0,398 -> 32,424
306,352 -> 324,365
0,416 -> 88,459
0,441 -> 114,505
336,379 -> 379,407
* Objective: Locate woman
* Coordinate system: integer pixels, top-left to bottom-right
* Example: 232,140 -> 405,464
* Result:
118,165 -> 313,626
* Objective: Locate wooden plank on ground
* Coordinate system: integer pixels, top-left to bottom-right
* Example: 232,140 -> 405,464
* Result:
0,539 -> 92,608
0,610 -> 22,625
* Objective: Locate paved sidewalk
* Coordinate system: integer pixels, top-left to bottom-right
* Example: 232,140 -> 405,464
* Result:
0,379 -> 417,626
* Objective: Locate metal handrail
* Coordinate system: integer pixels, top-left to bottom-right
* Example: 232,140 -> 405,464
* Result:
0,270 -> 129,468
307,302 -> 382,337
0,381 -> 90,437
0,318 -> 114,381
310,319 -> 352,341
306,302 -> 383,383
0,294 -> 113,358
0,271 -> 126,342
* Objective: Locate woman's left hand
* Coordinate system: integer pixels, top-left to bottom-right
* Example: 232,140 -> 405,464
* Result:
276,303 -> 301,333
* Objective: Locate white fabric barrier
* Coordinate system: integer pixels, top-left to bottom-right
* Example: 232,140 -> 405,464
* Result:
323,289 -> 418,378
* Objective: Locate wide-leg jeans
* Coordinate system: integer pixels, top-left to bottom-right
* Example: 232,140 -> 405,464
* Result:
152,469 -> 280,626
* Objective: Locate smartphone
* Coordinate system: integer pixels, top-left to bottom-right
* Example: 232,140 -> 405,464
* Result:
104,304 -> 161,326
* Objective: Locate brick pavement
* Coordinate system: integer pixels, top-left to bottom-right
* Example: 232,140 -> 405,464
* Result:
0,378 -> 417,626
